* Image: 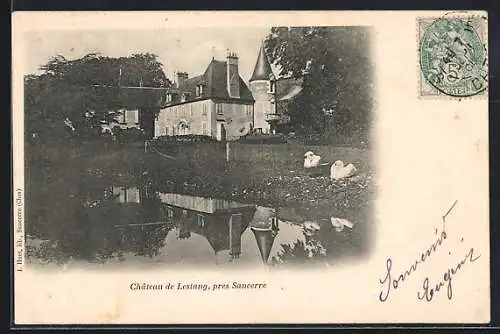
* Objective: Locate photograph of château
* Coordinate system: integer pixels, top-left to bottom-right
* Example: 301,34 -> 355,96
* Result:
24,26 -> 375,270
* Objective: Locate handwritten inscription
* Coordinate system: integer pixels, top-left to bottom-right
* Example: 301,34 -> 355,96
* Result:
418,246 -> 481,301
378,201 -> 457,302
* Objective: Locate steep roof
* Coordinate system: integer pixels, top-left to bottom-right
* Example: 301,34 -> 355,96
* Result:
250,43 -> 274,82
166,59 -> 254,107
88,85 -> 172,109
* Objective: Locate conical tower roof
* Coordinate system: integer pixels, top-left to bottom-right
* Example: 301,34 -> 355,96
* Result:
251,226 -> 276,264
249,43 -> 273,82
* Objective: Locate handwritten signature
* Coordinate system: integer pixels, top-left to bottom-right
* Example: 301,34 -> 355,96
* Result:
378,200 -> 481,302
417,245 -> 480,301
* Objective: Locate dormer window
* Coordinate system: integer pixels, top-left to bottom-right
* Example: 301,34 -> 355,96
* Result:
181,92 -> 190,102
196,84 -> 204,97
166,93 -> 172,103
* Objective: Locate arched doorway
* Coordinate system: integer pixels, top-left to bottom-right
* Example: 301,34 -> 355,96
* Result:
177,120 -> 190,136
217,122 -> 226,141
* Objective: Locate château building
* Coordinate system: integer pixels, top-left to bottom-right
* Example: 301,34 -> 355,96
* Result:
154,42 -> 304,141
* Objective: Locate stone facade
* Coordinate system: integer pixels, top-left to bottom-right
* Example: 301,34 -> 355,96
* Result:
155,100 -> 212,138
212,100 -> 254,141
153,44 -> 302,140
154,50 -> 255,141
155,99 -> 253,141
115,108 -> 140,128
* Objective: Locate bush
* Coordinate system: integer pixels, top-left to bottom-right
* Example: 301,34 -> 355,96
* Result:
116,127 -> 146,143
150,135 -> 218,145
238,133 -> 287,145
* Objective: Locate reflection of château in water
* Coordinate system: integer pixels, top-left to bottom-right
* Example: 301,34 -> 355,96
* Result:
159,193 -> 257,260
102,185 -> 168,258
110,186 -> 141,204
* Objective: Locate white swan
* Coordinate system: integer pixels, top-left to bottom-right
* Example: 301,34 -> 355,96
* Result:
304,151 -> 322,168
330,217 -> 354,232
330,160 -> 357,180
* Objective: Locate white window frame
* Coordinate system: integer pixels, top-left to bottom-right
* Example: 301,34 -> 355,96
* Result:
216,103 -> 223,115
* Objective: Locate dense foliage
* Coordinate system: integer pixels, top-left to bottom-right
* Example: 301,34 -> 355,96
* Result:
265,27 -> 373,145
25,53 -> 171,141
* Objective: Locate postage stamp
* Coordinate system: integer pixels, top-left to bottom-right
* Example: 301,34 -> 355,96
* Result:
417,14 -> 488,99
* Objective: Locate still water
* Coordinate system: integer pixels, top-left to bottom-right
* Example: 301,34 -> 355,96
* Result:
26,182 -> 366,269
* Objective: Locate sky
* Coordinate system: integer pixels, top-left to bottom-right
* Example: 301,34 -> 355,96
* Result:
24,27 -> 278,84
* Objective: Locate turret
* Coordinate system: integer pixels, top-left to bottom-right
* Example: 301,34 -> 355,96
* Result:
249,43 -> 273,82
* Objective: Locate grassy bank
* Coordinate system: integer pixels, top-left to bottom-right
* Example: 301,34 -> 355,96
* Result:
27,140 -> 375,217
141,142 -> 374,218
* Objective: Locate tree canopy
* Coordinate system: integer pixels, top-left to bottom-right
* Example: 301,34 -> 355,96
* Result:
265,26 -> 373,145
38,52 -> 171,88
25,52 -> 172,140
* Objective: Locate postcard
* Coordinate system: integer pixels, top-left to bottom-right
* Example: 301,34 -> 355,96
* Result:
12,10 -> 490,324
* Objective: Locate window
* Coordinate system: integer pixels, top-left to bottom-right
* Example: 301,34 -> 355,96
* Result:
216,103 -> 223,115
202,104 -> 207,116
196,85 -> 204,97
268,81 -> 276,93
167,207 -> 174,219
125,109 -> 139,124
126,187 -> 140,203
166,93 -> 172,103
246,105 -> 252,116
197,214 -> 205,227
202,122 -> 208,135
115,187 -> 140,203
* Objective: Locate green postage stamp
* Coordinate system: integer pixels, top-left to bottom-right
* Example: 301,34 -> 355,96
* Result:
418,13 -> 488,98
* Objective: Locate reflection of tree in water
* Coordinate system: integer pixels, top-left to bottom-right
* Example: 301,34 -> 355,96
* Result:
269,204 -> 359,266
270,231 -> 327,267
26,179 -> 170,264
115,223 -> 173,259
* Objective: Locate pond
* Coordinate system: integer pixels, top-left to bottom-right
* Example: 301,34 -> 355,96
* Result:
25,179 -> 368,270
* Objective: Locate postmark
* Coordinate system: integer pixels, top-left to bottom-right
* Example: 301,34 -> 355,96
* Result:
418,14 -> 488,99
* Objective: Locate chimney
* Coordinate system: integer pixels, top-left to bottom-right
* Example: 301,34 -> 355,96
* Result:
226,51 -> 240,98
229,214 -> 243,260
176,71 -> 189,88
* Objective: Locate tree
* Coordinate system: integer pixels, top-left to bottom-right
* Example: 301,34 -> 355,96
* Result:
25,52 -> 172,141
265,27 -> 373,145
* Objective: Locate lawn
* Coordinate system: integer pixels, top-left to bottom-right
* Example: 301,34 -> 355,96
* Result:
142,141 -> 375,215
